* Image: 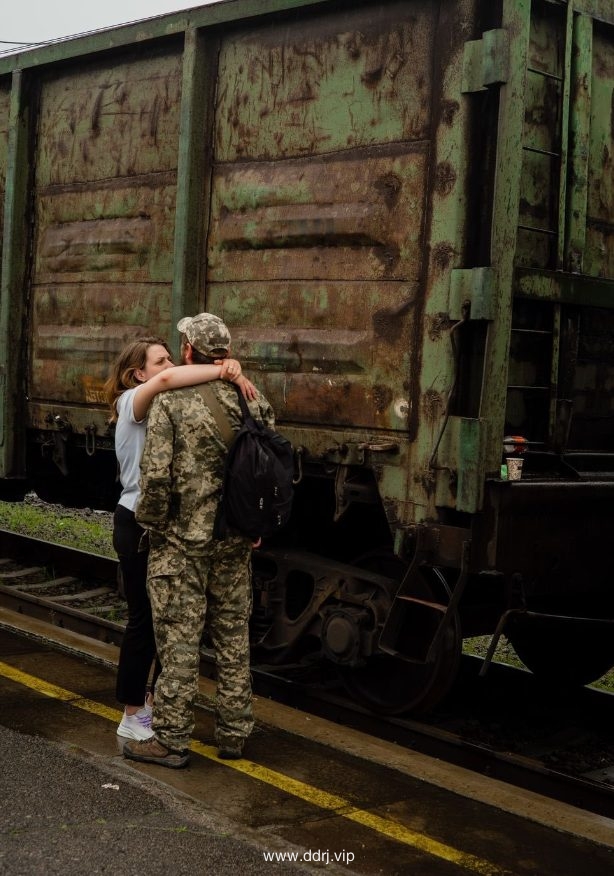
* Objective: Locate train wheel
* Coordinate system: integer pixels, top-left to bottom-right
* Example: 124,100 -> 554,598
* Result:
508,620 -> 614,687
338,557 -> 462,715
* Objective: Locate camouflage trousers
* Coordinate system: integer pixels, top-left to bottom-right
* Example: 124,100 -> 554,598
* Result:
146,537 -> 253,750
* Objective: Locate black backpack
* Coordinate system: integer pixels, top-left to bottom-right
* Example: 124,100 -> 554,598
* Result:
198,384 -> 294,540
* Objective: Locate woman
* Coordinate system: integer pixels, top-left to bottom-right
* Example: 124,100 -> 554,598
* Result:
105,336 -> 254,743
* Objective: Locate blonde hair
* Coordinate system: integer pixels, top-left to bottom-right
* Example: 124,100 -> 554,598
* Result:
104,336 -> 172,422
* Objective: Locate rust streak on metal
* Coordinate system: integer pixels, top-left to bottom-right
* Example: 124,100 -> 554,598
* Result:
422,389 -> 444,424
434,162 -> 457,197
432,242 -> 455,271
440,99 -> 459,126
426,313 -> 450,342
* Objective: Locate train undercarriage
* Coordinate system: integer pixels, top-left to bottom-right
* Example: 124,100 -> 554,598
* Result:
247,459 -> 614,715
6,437 -> 614,716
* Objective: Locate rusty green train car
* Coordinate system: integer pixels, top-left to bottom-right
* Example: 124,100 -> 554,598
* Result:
1,0 -> 614,712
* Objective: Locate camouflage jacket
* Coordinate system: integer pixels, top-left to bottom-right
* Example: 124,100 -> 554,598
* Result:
135,381 -> 275,551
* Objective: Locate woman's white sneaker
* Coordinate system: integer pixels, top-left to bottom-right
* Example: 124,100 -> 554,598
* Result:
117,707 -> 154,741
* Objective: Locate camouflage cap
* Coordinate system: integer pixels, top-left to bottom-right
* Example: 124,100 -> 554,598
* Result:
177,313 -> 231,356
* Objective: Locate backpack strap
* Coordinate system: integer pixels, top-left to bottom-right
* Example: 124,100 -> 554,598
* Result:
196,384 -> 235,448
233,383 -> 255,423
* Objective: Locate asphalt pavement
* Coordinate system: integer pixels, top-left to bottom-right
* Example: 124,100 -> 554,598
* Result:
0,724 -> 311,875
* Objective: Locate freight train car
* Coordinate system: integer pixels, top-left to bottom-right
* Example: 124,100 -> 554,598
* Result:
1,0 -> 614,713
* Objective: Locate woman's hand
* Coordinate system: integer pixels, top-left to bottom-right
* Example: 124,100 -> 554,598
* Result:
235,375 -> 257,401
217,358 -> 242,381
216,358 -> 257,400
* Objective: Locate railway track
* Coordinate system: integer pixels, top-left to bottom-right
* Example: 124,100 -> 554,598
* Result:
1,527 -> 613,821
0,528 -> 123,645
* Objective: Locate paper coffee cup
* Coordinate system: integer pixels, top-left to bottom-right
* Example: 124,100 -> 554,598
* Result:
506,457 -> 523,480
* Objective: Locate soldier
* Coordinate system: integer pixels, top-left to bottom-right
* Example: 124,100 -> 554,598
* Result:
106,336 -> 253,747
122,313 -> 275,769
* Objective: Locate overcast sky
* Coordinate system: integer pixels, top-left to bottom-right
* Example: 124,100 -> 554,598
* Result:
2,1 -> 220,51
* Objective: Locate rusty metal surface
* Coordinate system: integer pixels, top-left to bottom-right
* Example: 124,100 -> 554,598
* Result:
207,151 -> 423,430
28,48 -> 183,415
585,26 -> 614,279
208,149 -> 427,283
508,3 -> 614,454
526,6 -> 564,216
412,0 -> 484,514
215,1 -> 435,161
208,1 -> 437,434
517,2 -> 565,269
0,82 -> 9,262
35,51 -> 182,185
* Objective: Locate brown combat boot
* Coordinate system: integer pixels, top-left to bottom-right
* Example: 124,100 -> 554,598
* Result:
123,736 -> 190,769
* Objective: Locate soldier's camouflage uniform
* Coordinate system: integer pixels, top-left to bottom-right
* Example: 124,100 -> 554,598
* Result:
136,380 -> 275,752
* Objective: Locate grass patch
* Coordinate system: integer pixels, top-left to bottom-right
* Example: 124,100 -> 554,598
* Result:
463,635 -> 526,672
464,635 -> 614,694
0,494 -> 114,558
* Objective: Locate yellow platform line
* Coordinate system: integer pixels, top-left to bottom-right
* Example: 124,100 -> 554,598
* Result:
0,659 -> 510,876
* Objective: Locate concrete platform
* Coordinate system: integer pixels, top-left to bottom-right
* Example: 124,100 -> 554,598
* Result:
1,611 -> 613,875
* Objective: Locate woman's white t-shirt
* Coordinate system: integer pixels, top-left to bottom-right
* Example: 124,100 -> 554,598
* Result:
115,386 -> 146,511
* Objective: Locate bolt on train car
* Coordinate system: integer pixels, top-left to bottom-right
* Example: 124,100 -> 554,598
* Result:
1,0 -> 613,713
